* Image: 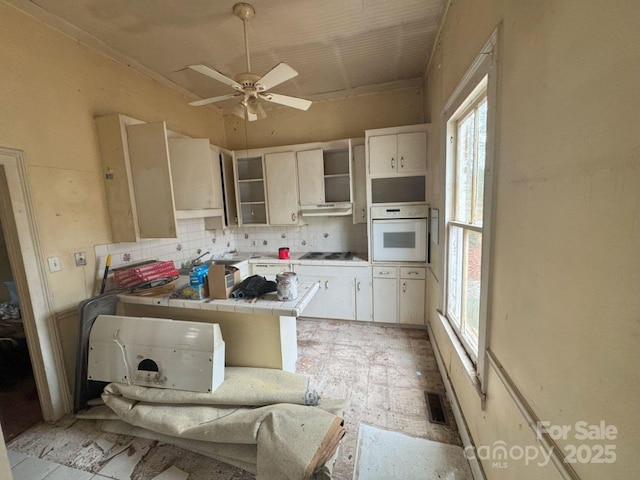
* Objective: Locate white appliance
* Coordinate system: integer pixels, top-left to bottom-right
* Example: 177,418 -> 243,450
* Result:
88,315 -> 225,393
371,205 -> 428,262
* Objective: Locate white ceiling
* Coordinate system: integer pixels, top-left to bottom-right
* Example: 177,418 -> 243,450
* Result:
8,0 -> 444,112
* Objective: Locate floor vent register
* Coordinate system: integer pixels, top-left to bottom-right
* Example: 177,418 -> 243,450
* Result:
424,391 -> 448,425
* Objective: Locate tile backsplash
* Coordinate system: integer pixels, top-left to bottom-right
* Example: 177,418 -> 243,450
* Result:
233,216 -> 367,255
95,216 -> 367,277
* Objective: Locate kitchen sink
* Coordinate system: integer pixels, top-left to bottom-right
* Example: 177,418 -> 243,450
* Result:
211,259 -> 242,266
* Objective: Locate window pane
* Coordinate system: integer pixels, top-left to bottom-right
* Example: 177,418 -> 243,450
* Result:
473,99 -> 488,226
462,230 -> 482,350
455,112 -> 475,223
447,225 -> 463,327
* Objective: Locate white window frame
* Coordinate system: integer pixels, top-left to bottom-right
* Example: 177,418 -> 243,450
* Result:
442,27 -> 500,393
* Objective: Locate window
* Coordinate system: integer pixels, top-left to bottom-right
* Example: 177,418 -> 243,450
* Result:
446,90 -> 487,358
442,28 -> 499,382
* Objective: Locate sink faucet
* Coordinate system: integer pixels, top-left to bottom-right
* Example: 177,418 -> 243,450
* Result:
189,251 -> 210,267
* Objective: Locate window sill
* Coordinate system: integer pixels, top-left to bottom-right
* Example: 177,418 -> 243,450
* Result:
435,311 -> 486,409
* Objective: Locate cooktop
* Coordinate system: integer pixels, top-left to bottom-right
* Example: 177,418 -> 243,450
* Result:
299,251 -> 354,260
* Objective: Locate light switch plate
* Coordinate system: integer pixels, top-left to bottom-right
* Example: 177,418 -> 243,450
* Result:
48,256 -> 61,272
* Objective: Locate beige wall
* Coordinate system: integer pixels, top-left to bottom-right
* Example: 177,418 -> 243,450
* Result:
424,1 -> 639,479
0,3 -> 225,310
224,86 -> 424,149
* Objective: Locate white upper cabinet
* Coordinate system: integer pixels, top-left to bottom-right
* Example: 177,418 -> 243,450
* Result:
96,113 -> 231,241
125,122 -> 178,239
296,149 -> 325,205
95,114 -> 178,242
168,138 -> 223,212
264,151 -> 300,225
368,129 -> 427,175
296,142 -> 352,208
234,154 -> 268,226
366,124 -> 430,205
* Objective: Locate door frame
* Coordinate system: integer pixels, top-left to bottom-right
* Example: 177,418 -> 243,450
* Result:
0,147 -> 70,421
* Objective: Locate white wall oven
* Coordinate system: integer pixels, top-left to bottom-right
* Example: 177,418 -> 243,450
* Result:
371,205 -> 428,262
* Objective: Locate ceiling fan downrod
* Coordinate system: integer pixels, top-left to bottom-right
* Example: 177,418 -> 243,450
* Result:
233,3 -> 255,73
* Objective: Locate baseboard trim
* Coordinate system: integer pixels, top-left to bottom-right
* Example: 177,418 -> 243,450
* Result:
427,321 -> 486,480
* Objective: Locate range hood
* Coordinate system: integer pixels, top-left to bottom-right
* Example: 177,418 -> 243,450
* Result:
300,202 -> 353,217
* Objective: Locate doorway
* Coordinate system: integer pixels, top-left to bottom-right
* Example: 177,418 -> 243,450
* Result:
0,216 -> 42,441
0,148 -> 70,430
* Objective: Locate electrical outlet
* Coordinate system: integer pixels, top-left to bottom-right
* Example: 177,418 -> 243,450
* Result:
122,252 -> 132,263
74,251 -> 87,267
47,256 -> 61,272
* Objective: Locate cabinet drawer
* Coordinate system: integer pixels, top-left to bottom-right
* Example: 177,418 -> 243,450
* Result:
372,267 -> 397,278
252,263 -> 290,275
400,267 -> 425,279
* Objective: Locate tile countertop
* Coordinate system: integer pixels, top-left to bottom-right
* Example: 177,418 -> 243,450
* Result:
212,252 -> 369,266
117,281 -> 320,317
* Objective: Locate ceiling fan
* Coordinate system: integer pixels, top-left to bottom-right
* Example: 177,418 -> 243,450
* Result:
187,2 -> 311,121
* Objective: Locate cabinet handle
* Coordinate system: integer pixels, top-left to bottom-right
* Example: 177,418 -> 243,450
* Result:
400,156 -> 404,169
391,157 -> 395,169
362,208 -> 366,219
407,271 -> 419,275
324,280 -> 329,290
357,281 -> 361,291
379,271 -> 390,275
402,282 -> 407,293
291,212 -> 297,222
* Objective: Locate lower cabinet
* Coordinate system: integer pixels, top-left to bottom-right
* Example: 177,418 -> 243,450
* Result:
294,265 -> 371,321
373,266 -> 426,325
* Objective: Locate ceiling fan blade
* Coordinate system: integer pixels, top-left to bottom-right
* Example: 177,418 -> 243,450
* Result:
261,93 -> 312,111
189,93 -> 241,107
188,64 -> 241,90
256,63 -> 298,91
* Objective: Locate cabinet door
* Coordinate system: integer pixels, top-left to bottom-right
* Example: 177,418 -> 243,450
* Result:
168,138 -> 219,210
296,274 -> 325,318
373,277 -> 398,323
368,134 -> 397,175
95,114 -> 140,242
352,144 -> 367,224
220,150 -> 238,227
265,151 -> 299,225
296,149 -> 325,205
324,276 -> 356,320
397,131 -> 427,173
355,276 -> 372,322
399,279 -> 426,325
126,122 -> 178,239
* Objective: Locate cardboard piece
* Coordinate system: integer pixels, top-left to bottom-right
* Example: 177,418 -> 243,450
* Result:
209,265 -> 241,299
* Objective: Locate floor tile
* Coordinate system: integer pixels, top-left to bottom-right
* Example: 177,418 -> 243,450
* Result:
44,464 -> 95,479
11,456 -> 59,480
7,449 -> 28,468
